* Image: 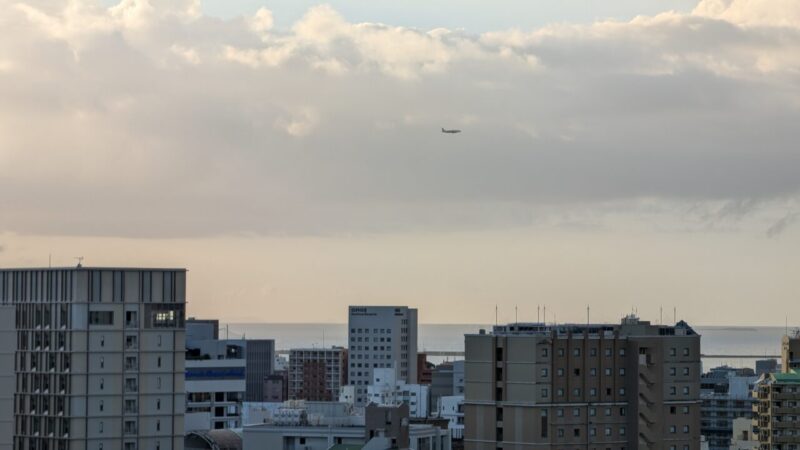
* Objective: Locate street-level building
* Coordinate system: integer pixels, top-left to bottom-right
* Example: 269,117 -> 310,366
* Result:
0,267 -> 187,450
464,315 -> 702,450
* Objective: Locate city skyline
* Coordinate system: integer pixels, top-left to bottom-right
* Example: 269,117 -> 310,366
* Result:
2,0 -> 800,325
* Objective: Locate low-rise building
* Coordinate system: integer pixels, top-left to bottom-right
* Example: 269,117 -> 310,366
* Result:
436,395 -> 464,440
242,402 -> 450,450
366,367 -> 430,418
730,417 -> 758,450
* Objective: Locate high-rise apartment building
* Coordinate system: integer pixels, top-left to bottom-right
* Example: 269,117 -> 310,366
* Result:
753,332 -> 800,450
288,347 -> 348,401
464,315 -> 701,450
0,267 -> 187,450
348,306 -> 418,406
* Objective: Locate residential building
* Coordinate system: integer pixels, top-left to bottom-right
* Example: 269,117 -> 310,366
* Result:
348,306 -> 418,406
753,370 -> 800,449
242,401 -> 450,450
245,340 -> 275,402
0,267 -> 187,450
753,332 -> 800,450
289,347 -> 348,401
366,368 -> 430,418
700,366 -> 757,450
464,315 -> 702,450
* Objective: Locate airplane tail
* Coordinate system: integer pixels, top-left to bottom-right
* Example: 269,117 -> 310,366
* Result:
441,128 -> 445,132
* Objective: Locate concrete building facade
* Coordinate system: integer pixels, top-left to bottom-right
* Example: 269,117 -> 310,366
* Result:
464,316 -> 702,450
0,267 -> 187,450
245,340 -> 275,402
699,366 -> 757,450
289,347 -> 348,401
366,368 -> 430,418
348,306 -> 418,406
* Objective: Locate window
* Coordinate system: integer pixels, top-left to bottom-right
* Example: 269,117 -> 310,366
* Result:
557,429 -> 564,438
619,388 -> 626,396
557,388 -> 564,397
99,400 -> 104,412
590,388 -> 597,396
99,421 -> 104,433
572,408 -> 580,417
604,407 -> 611,416
573,348 -> 581,357
573,428 -> 580,437
156,420 -> 161,431
590,348 -> 597,356
604,368 -> 612,376
590,368 -> 597,376
670,367 -> 677,376
619,368 -> 625,376
89,311 -> 114,325
540,368 -> 548,377
541,348 -> 549,358
157,399 -> 161,410
683,425 -> 689,433
670,386 -> 677,395
557,368 -> 564,376
100,357 -> 104,369
557,348 -> 565,357
541,388 -> 549,398
683,348 -> 689,356
605,427 -> 611,436
682,406 -> 690,414
157,357 -> 162,368
557,408 -> 564,417
589,408 -> 596,416
670,348 -> 676,356
620,426 -> 626,436
670,426 -> 677,434
619,348 -> 626,356
683,386 -> 689,395
683,367 -> 689,376
605,348 -> 612,356
100,378 -> 104,390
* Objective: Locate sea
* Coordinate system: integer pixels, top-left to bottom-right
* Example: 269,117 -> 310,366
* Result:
221,323 -> 789,371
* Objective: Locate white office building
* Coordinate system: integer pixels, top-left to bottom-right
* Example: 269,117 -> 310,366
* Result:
347,306 -> 418,406
0,267 -> 187,450
366,368 -> 429,418
435,396 -> 464,440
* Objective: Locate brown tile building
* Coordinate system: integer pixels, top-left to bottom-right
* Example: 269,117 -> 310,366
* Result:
464,315 -> 701,450
289,347 -> 348,401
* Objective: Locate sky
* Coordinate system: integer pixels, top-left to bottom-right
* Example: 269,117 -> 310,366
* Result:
1,0 -> 800,325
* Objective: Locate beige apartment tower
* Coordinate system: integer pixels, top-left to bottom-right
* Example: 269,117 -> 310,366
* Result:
464,315 -> 701,450
0,267 -> 186,450
752,331 -> 800,450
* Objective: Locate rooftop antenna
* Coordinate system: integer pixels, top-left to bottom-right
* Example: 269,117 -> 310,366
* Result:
543,306 -> 546,325
537,305 -> 540,323
515,306 -> 518,325
660,306 -> 663,325
587,305 -> 590,325
74,256 -> 84,268
48,254 -> 52,268
323,329 -> 326,348
495,305 -> 498,327
673,307 -> 676,324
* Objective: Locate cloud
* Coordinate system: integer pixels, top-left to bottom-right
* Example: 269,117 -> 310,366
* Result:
767,213 -> 799,238
1,0 -> 800,237
694,0 -> 800,27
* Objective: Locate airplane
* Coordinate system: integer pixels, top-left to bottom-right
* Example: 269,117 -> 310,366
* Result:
441,128 -> 461,134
